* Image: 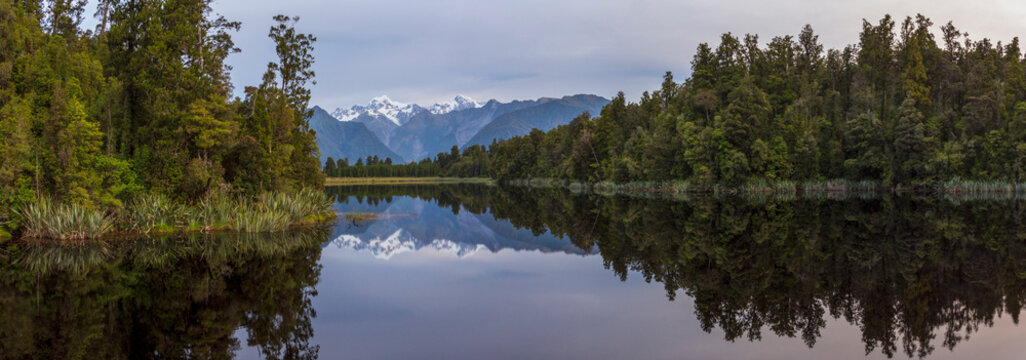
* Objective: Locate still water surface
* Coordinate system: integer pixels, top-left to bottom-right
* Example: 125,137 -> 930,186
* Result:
4,184 -> 1026,359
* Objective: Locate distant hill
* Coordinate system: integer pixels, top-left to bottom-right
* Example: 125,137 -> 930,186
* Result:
463,94 -> 609,148
308,106 -> 404,164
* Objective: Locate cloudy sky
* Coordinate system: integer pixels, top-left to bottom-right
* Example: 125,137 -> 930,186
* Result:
89,0 -> 1026,108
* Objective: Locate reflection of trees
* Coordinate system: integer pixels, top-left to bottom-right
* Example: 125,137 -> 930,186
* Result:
0,229 -> 327,360
332,184 -> 1026,358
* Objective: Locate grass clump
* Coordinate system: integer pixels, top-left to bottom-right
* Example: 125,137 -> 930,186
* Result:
190,192 -> 237,231
236,189 -> 334,233
13,189 -> 336,241
18,199 -> 113,240
257,188 -> 333,223
232,207 -> 291,233
119,193 -> 184,233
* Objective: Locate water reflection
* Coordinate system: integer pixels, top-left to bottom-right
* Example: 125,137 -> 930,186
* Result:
325,186 -> 594,259
3,185 -> 1026,359
327,185 -> 1026,358
0,229 -> 327,360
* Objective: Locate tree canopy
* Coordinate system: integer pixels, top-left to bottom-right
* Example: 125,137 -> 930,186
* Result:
0,0 -> 324,220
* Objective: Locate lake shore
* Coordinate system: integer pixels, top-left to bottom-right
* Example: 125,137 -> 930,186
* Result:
326,177 -> 494,186
325,176 -> 1026,196
6,189 -> 337,243
503,178 -> 1026,196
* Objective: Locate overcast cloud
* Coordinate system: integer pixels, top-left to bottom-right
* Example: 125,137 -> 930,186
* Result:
89,0 -> 1026,108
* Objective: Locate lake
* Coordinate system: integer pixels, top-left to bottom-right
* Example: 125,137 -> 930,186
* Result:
3,184 -> 1026,359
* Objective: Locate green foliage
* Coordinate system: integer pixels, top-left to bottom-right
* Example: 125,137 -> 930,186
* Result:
478,15 -> 1026,190
116,189 -> 331,236
341,15 -> 1026,191
0,2 -> 325,223
18,198 -> 113,240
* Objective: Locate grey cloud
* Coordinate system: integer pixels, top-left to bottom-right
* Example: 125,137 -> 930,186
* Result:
87,0 -> 1026,108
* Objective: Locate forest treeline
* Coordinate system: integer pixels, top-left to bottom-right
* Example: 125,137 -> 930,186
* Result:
340,15 -> 1026,190
322,145 -> 489,178
0,1 -> 323,224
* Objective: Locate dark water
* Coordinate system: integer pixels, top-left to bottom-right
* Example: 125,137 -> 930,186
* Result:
3,185 -> 1026,359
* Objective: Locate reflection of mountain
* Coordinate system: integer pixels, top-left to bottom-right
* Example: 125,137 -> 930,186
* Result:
326,196 -> 594,259
333,229 -> 488,260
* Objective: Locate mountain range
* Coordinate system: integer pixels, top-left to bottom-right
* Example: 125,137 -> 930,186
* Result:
312,94 -> 609,163
308,106 -> 404,163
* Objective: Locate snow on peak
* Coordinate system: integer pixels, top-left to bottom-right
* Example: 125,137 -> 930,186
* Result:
331,230 -> 488,259
331,95 -> 483,125
429,95 -> 482,115
331,95 -> 422,126
370,95 -> 394,104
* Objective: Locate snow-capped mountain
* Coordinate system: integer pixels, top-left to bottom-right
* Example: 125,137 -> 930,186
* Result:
428,95 -> 482,115
316,93 -> 608,162
330,95 -> 481,125
331,95 -> 425,126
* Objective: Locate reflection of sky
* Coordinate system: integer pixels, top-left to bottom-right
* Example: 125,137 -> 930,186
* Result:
293,247 -> 1026,360
238,196 -> 1026,359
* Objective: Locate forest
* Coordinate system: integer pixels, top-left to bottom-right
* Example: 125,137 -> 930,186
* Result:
0,1 -> 327,239
343,15 -> 1026,191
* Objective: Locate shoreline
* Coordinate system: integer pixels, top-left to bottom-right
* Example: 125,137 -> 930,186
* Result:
502,178 -> 1026,197
6,190 -> 337,244
326,176 -> 1026,195
6,212 -> 338,245
326,177 -> 494,186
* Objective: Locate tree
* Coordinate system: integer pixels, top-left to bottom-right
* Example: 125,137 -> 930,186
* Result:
324,157 -> 336,176
892,98 -> 930,184
267,14 -> 317,118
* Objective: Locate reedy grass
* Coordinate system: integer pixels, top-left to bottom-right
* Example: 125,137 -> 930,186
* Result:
15,189 -> 335,241
17,199 -> 113,241
120,193 -> 184,233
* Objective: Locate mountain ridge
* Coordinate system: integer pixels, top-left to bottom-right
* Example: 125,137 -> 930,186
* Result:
308,106 -> 404,164
315,94 -> 609,163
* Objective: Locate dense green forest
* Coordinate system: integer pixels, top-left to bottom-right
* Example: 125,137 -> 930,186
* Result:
322,145 -> 489,178
0,1 -> 324,232
344,15 -> 1026,190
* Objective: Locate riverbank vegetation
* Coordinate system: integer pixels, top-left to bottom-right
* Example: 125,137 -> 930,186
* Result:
326,177 -> 492,186
16,190 -> 333,241
331,15 -> 1026,193
0,2 -> 327,240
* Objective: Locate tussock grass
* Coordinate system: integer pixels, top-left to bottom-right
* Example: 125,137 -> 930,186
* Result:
18,199 -> 113,241
14,189 -> 335,241
232,208 -> 291,233
120,193 -> 184,233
